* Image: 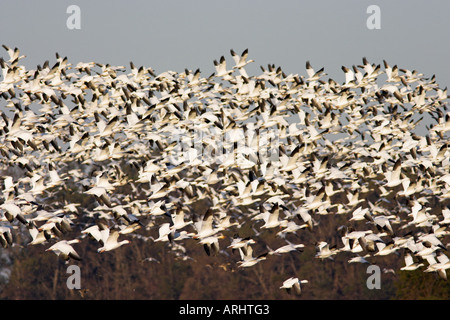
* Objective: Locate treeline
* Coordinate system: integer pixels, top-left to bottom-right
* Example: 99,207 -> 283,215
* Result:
1,214 -> 449,300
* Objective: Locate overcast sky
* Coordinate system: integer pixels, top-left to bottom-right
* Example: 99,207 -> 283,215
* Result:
1,0 -> 449,88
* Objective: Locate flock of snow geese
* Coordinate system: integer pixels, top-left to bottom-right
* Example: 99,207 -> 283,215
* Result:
0,45 -> 449,296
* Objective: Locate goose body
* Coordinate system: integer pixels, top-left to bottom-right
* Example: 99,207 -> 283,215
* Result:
237,245 -> 268,268
280,277 -> 308,295
46,239 -> 81,261
97,230 -> 130,252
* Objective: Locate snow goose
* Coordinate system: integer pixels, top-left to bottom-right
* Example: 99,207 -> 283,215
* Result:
85,185 -> 112,208
341,66 -> 356,87
2,45 -> 26,63
230,48 -> 254,70
0,202 -> 28,225
372,215 -> 396,236
97,230 -> 130,253
384,158 -> 406,188
81,223 -> 109,245
217,215 -> 239,230
199,234 -> 225,256
276,220 -> 308,237
349,206 -> 371,222
27,223 -> 52,245
228,235 -> 256,255
400,252 -> 424,271
46,239 -> 81,261
424,253 -> 450,280
269,240 -> 304,255
118,221 -> 143,235
383,60 -> 401,83
348,254 -> 370,264
213,55 -> 233,80
154,222 -> 173,243
237,245 -> 268,268
374,241 -> 399,256
259,203 -> 288,230
192,209 -> 222,240
418,233 -> 446,251
0,225 -> 13,248
305,61 -> 326,82
315,241 -> 338,259
280,277 -> 308,295
167,207 -> 193,231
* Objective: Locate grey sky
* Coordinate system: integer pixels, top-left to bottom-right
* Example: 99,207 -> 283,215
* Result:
1,0 -> 449,88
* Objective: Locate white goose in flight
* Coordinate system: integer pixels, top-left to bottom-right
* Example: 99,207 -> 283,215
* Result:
269,240 -> 305,255
1,202 -> 28,225
230,48 -> 254,70
46,239 -> 81,261
400,252 -> 424,271
259,203 -> 288,230
424,253 -> 450,280
97,230 -> 130,253
237,245 -> 268,268
315,241 -> 338,260
192,209 -> 222,240
228,235 -> 256,253
0,225 -> 13,248
213,55 -> 233,80
280,277 -> 308,295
